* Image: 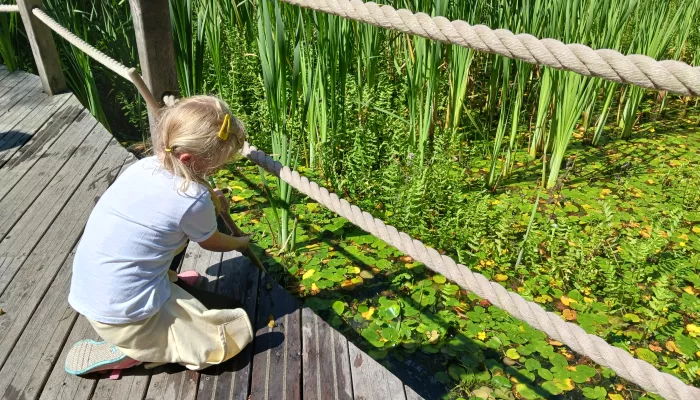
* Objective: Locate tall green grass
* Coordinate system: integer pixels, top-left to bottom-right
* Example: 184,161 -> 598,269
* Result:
0,11 -> 18,71
3,0 -> 699,231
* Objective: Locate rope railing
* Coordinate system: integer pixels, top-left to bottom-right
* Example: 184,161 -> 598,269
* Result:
30,7 -> 161,111
0,4 -> 18,12
241,143 -> 700,400
12,5 -> 700,400
281,0 -> 700,97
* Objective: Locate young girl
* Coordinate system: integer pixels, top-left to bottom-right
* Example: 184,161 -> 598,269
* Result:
66,96 -> 253,375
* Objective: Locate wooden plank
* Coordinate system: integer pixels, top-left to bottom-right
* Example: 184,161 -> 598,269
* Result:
142,242 -> 221,400
0,65 -> 9,82
90,368 -> 151,400
196,250 -> 260,400
348,342 -> 406,400
38,316 -> 101,400
0,109 -> 104,296
38,154 -> 137,400
0,88 -> 54,166
128,0 -> 178,128
0,141 -> 129,400
16,0 -> 67,94
0,134 -> 118,368
0,107 -> 96,243
0,251 -> 78,400
0,94 -> 79,189
0,71 -> 35,98
404,385 -> 424,400
0,73 -> 41,114
301,308 -> 353,400
144,366 -> 198,400
250,274 -> 302,400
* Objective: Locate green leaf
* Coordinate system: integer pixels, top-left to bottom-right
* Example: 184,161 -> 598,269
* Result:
448,364 -> 469,381
636,348 -> 658,364
538,368 -> 554,381
675,334 -> 698,357
505,348 -> 520,360
491,375 -> 511,388
433,274 -> 447,284
381,326 -> 400,342
524,358 -> 541,371
624,313 -> 641,323
582,386 -> 607,399
570,365 -> 597,383
332,301 -> 345,315
542,381 -> 563,395
515,384 -> 540,399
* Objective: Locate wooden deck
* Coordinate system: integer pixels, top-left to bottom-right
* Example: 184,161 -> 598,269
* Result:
0,67 -> 425,400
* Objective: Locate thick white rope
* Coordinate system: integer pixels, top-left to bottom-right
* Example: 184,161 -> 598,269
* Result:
32,8 -> 131,80
241,142 -> 700,400
0,5 -> 19,12
30,8 -> 160,110
281,0 -> 700,97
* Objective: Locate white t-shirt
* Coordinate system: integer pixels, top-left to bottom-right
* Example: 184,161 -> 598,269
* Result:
69,156 -> 217,324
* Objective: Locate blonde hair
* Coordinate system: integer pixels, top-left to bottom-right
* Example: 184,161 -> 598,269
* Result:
154,95 -> 245,190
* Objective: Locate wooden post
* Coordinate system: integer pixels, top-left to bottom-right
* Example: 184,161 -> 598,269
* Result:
128,0 -> 179,130
16,0 -> 67,95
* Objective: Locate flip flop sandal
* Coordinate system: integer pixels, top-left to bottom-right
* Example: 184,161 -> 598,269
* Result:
177,270 -> 202,286
65,340 -> 138,375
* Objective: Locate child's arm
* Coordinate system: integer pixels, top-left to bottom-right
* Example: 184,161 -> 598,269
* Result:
198,231 -> 250,252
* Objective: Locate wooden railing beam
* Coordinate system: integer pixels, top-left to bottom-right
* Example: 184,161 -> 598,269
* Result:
128,0 -> 179,131
16,0 -> 67,95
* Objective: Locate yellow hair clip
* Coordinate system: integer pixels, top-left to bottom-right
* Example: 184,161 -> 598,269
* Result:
164,147 -> 172,152
218,114 -> 230,141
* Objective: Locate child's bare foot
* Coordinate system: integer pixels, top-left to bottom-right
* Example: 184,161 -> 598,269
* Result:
65,340 -> 140,376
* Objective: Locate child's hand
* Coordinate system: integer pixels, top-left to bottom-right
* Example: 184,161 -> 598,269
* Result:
233,235 -> 250,251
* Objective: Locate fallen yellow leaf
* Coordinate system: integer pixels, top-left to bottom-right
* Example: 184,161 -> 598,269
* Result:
563,309 -> 577,321
230,185 -> 244,191
560,295 -> 578,307
427,330 -> 440,343
693,226 -> 700,234
302,269 -> 316,280
231,195 -> 245,202
648,343 -> 662,352
608,394 -> 624,400
310,283 -> 320,295
600,188 -> 612,198
361,307 -> 375,320
687,324 -> 700,337
267,314 -> 275,328
666,341 -> 681,354
495,274 -> 509,282
646,179 -> 654,184
684,286 -> 695,295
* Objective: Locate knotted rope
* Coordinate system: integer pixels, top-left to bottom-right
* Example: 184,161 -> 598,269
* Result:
281,0 -> 700,97
0,5 -> 19,12
241,142 -> 700,400
30,8 -> 160,110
